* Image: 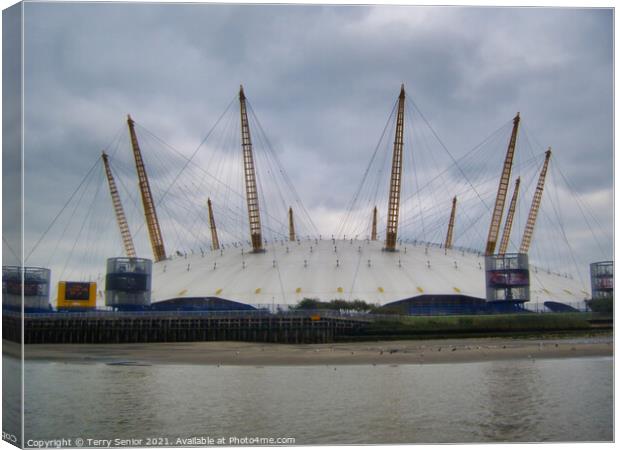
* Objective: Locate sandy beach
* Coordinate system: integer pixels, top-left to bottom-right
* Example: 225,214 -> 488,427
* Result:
4,334 -> 612,366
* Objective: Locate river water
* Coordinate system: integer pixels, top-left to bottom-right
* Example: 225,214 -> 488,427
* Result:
6,356 -> 613,445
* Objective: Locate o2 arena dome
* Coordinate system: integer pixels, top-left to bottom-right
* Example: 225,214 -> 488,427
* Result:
147,85 -> 589,311
150,238 -> 587,309
22,84 -> 597,313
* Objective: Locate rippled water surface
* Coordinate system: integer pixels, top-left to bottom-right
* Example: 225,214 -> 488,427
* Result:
14,356 -> 613,444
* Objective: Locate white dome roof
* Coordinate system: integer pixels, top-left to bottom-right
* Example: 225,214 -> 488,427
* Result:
150,238 -> 589,307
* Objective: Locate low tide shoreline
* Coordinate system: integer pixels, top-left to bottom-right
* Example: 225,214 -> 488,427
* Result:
4,334 -> 613,366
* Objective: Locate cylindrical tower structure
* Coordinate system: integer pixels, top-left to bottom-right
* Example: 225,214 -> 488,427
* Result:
484,253 -> 530,305
590,261 -> 613,300
105,257 -> 152,310
2,266 -> 51,311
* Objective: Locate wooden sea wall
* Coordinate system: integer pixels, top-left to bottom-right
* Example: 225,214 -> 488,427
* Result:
2,312 -> 370,344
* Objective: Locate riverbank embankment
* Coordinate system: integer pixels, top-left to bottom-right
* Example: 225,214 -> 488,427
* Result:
5,333 -> 612,366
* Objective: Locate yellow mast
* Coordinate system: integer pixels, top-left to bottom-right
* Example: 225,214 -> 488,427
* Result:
498,177 -> 521,255
288,206 -> 295,242
207,198 -> 220,251
127,114 -> 166,262
519,148 -> 552,254
385,84 -> 406,251
485,113 -> 521,256
444,196 -> 457,250
101,151 -> 136,258
239,85 -> 264,252
371,206 -> 378,241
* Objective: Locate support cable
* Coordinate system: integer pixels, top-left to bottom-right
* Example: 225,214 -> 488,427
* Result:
26,157 -> 101,263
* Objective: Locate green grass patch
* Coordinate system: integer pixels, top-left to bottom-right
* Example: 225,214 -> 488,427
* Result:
586,298 -> 613,314
337,329 -> 611,342
361,313 -> 595,337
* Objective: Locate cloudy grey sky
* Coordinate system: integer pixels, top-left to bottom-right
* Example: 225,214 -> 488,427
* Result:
4,2 -> 613,285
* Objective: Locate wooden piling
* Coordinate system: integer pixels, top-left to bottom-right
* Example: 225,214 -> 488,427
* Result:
2,311 -> 369,345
